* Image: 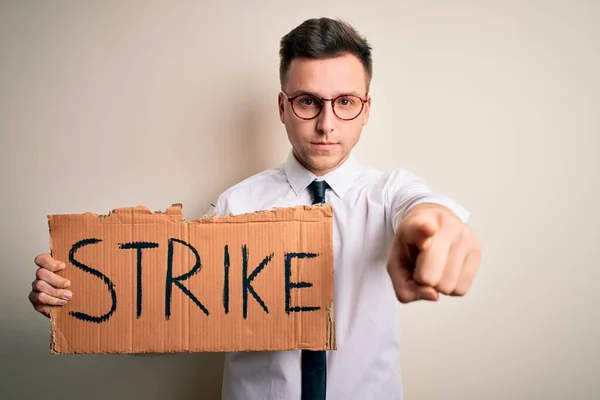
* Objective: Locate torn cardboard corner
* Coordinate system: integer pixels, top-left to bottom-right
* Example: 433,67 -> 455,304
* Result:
47,204 -> 336,354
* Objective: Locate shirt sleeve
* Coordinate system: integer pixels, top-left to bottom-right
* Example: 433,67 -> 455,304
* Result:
206,203 -> 218,216
206,192 -> 229,217
385,169 -> 470,232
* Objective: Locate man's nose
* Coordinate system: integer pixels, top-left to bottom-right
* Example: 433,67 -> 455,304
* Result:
316,101 -> 335,134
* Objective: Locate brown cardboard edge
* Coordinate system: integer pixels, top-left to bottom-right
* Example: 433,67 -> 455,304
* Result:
46,204 -> 331,224
49,312 -> 68,354
48,343 -> 332,355
326,301 -> 336,350
46,203 -> 185,224
47,215 -> 56,354
326,205 -> 336,351
188,204 -> 333,224
47,214 -> 64,355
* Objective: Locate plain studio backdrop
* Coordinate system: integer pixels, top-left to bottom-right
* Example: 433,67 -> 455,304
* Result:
1,1 -> 598,399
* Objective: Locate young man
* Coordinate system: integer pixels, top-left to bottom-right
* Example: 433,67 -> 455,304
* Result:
29,17 -> 481,400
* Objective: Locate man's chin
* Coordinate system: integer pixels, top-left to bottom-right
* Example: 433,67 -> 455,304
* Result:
305,156 -> 344,174
294,148 -> 346,174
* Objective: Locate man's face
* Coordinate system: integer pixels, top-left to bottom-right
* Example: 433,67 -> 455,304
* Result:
278,53 -> 371,176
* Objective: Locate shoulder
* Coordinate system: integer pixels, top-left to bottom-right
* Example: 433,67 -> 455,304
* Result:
354,162 -> 429,205
211,165 -> 286,215
379,168 -> 471,223
357,163 -> 422,191
340,159 -> 423,194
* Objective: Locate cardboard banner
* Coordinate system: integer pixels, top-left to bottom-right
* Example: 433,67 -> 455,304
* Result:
47,204 -> 335,354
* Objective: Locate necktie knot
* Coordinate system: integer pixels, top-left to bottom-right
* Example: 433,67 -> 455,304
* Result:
308,180 -> 329,204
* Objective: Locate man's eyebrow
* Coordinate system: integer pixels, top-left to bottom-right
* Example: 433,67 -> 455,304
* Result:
288,90 -> 320,97
289,90 -> 365,98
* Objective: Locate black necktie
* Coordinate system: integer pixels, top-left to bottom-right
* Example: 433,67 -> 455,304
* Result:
301,179 -> 328,400
309,180 -> 328,205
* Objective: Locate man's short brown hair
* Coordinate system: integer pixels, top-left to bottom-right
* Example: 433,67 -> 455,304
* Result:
279,18 -> 373,91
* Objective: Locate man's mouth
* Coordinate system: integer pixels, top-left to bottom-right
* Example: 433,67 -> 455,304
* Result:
311,142 -> 338,150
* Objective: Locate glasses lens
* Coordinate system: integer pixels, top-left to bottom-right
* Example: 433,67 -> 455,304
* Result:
292,95 -> 322,119
333,96 -> 364,120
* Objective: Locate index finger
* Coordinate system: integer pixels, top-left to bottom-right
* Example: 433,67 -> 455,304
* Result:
34,253 -> 66,272
403,215 -> 438,251
387,238 -> 438,303
413,232 -> 452,287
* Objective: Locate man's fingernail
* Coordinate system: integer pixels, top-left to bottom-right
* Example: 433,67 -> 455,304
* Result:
62,291 -> 72,300
64,280 -> 71,288
58,299 -> 67,306
59,263 -> 66,270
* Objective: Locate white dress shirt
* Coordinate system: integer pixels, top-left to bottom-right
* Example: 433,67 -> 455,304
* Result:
208,152 -> 469,400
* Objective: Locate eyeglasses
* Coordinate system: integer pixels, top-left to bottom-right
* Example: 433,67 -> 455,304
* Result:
282,91 -> 368,121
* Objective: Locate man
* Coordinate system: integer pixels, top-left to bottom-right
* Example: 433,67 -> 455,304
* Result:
29,17 -> 481,400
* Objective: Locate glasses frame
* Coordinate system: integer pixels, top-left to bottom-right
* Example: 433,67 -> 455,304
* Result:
282,91 -> 369,121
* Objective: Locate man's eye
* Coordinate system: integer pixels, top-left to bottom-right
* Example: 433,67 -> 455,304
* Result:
336,97 -> 354,106
298,96 -> 318,106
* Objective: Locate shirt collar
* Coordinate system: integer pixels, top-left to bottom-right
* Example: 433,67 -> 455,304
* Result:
284,151 -> 361,199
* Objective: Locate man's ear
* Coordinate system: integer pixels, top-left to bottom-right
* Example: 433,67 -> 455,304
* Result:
362,96 -> 372,126
278,92 -> 285,124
